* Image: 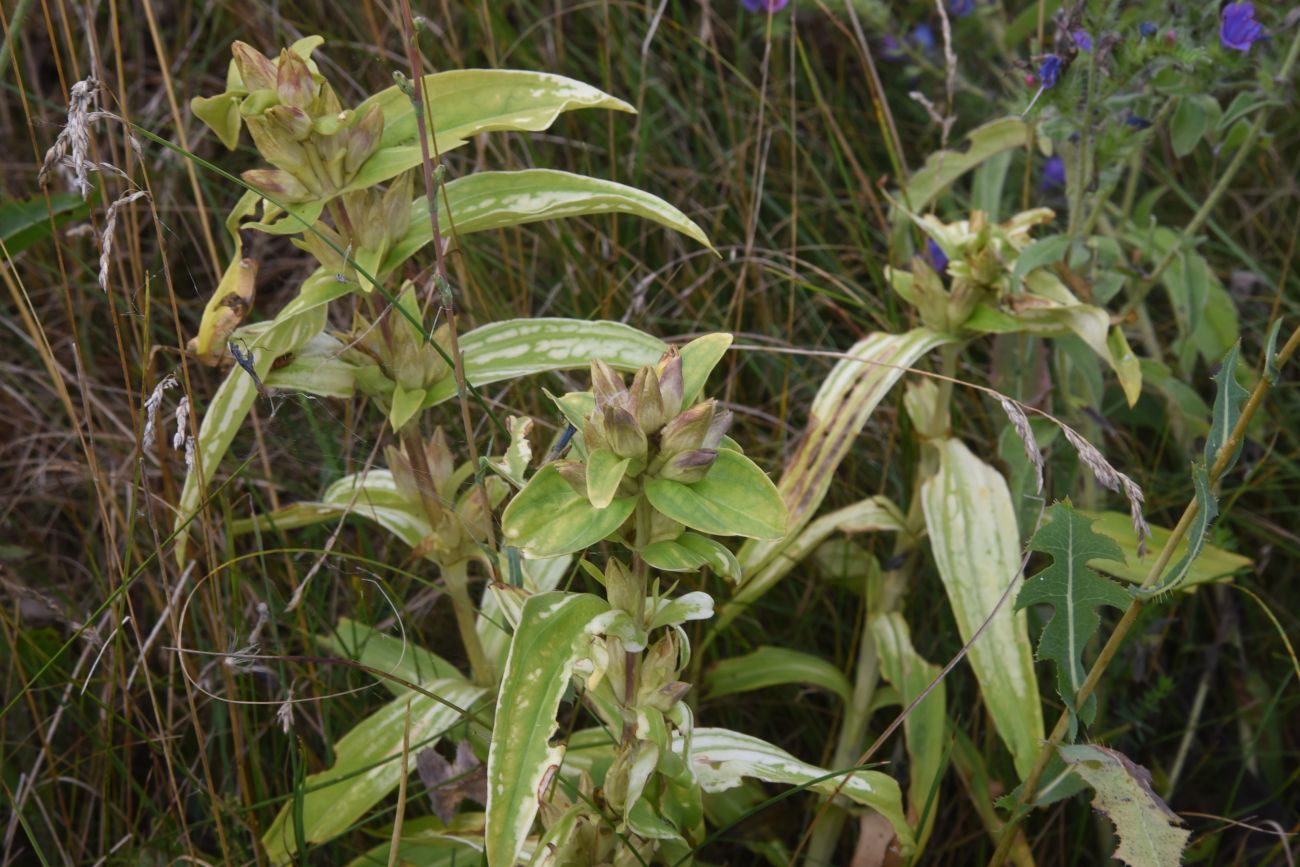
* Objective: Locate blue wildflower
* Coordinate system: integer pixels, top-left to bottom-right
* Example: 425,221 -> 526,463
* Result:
924,238 -> 949,273
1071,29 -> 1093,52
1139,21 -> 1157,39
948,0 -> 974,17
1125,114 -> 1152,130
741,0 -> 789,12
1041,156 -> 1066,190
1038,54 -> 1063,87
1220,3 -> 1264,52
912,24 -> 936,52
880,35 -> 905,62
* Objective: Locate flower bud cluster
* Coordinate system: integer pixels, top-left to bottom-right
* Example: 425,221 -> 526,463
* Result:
195,41 -> 386,203
347,282 -> 452,394
555,349 -> 733,501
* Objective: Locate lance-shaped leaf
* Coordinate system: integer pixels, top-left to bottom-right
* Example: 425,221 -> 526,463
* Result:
1204,341 -> 1248,472
645,449 -> 786,540
684,728 -> 915,854
384,170 -> 712,272
501,464 -> 636,557
736,329 -> 949,592
897,117 -> 1031,217
486,591 -> 609,867
703,646 -> 852,702
1080,509 -> 1249,588
318,618 -> 462,698
1058,744 -> 1190,867
872,613 -> 945,854
262,678 -> 487,864
345,822 -> 484,867
1015,503 -> 1129,727
348,70 -> 634,192
476,554 -> 572,669
921,439 -> 1043,779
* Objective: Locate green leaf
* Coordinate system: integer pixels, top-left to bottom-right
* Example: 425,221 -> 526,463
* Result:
921,438 -> 1043,779
703,646 -> 852,702
388,384 -> 425,431
501,464 -> 635,557
735,329 -> 949,588
318,618 -> 462,698
1171,96 -> 1209,157
1139,465 -> 1219,599
1057,744 -> 1190,867
1205,342 -> 1248,471
645,450 -> 786,540
1106,327 -> 1143,408
720,495 -> 907,632
585,448 -> 630,509
1011,234 -> 1072,289
262,679 -> 488,864
345,822 -> 483,867
486,591 -> 609,867
1080,509 -> 1249,589
648,590 -> 715,630
0,191 -> 89,256
678,333 -> 733,407
348,70 -> 634,192
686,727 -> 915,854
1015,503 -> 1130,727
640,533 -> 740,580
872,613 -> 945,853
898,117 -> 1030,215
385,170 -> 712,272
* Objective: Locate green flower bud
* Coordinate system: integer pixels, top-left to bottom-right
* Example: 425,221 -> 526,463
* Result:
232,42 -> 277,92
642,681 -> 691,713
604,558 -> 640,616
628,365 -> 665,434
639,631 -> 681,693
244,115 -> 311,176
275,48 -> 316,110
241,168 -> 313,202
344,104 -> 385,177
601,406 -> 648,460
658,400 -> 714,456
656,349 -> 684,420
658,449 -> 717,483
265,104 -> 312,141
553,460 -> 589,499
590,358 -> 626,410
702,406 -> 732,449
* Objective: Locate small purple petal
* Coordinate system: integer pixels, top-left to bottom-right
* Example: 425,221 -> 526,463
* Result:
912,23 -> 936,52
948,0 -> 974,17
1125,114 -> 1152,130
1139,21 -> 1157,38
1220,3 -> 1265,52
1041,156 -> 1066,191
1071,29 -> 1093,52
1038,54 -> 1063,87
880,35 -> 905,62
925,238 -> 949,273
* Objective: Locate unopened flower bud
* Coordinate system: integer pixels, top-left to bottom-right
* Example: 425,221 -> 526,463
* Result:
232,42 -> 277,92
659,401 -> 714,456
244,115 -> 311,175
553,461 -> 589,499
602,406 -> 648,459
629,366 -> 665,434
656,350 -> 684,420
265,104 -> 312,141
591,359 -> 626,410
276,48 -> 316,110
241,168 -> 313,202
344,104 -> 385,177
658,449 -> 717,483
702,407 -> 732,449
643,681 -> 692,713
605,558 -> 640,616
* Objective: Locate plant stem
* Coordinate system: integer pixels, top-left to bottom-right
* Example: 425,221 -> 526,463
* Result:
442,559 -> 494,687
987,320 -> 1300,866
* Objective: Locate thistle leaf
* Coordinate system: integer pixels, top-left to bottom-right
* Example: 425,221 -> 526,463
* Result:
1016,503 -> 1129,728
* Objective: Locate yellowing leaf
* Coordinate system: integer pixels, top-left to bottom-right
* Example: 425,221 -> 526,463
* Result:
645,450 -> 786,540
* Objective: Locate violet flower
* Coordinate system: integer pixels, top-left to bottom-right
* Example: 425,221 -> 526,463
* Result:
1071,29 -> 1093,52
924,238 -> 949,273
1220,3 -> 1265,53
912,23 -> 936,52
1041,156 -> 1066,190
742,0 -> 790,12
1038,54 -> 1063,87
1139,21 -> 1157,39
948,0 -> 974,17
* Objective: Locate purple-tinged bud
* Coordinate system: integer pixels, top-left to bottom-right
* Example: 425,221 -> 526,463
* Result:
659,449 -> 718,483
276,49 -> 316,110
602,406 -> 648,459
232,42 -> 277,92
639,632 -> 681,693
241,168 -> 313,202
605,558 -> 640,616
244,115 -> 310,174
659,400 -> 714,455
656,350 -> 684,420
265,104 -> 312,141
590,359 -> 626,410
344,104 -> 385,176
629,366 -> 665,434
425,427 -> 455,499
702,407 -> 733,450
642,681 -> 692,713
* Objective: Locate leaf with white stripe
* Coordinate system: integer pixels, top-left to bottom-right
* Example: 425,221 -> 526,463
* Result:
384,170 -> 712,272
685,728 -> 915,854
921,438 -> 1043,779
262,679 -> 488,864
703,646 -> 852,702
486,592 -> 609,867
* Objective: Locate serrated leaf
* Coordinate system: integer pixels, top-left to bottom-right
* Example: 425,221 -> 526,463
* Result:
384,170 -> 713,272
921,439 -> 1043,779
1016,503 -> 1130,727
1058,744 -> 1190,867
262,679 -> 487,864
486,592 -> 609,867
501,464 -> 635,557
1205,342 -> 1248,471
1139,465 -> 1219,599
585,448 -> 630,509
685,728 -> 915,854
645,450 -> 786,540
703,646 -> 852,702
